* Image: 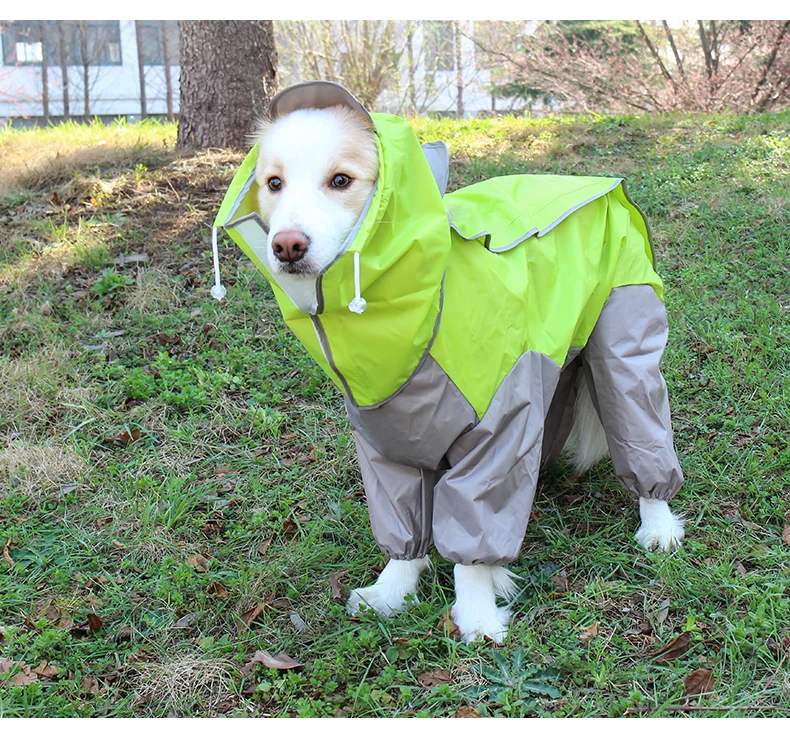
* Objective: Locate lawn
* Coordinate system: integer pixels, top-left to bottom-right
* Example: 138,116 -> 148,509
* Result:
0,111 -> 788,717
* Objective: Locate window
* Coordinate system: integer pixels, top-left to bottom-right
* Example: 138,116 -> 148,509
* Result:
424,20 -> 456,73
1,20 -> 122,66
136,20 -> 180,66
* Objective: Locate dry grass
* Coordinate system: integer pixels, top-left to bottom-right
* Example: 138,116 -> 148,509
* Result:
0,119 -> 177,193
126,266 -> 184,313
131,653 -> 236,714
0,440 -> 88,498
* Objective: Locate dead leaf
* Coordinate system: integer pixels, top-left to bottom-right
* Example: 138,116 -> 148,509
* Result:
81,675 -> 100,694
40,301 -> 52,316
33,661 -> 59,679
656,598 -> 671,625
206,581 -> 229,600
115,627 -> 132,643
113,253 -> 149,266
418,670 -> 452,688
155,333 -> 181,346
289,613 -> 308,633
551,569 -> 569,592
453,707 -> 481,718
2,539 -> 14,568
782,524 -> 790,546
652,631 -> 691,662
237,603 -> 264,631
256,538 -> 271,557
579,622 -> 599,643
186,554 -> 209,572
87,614 -> 103,632
328,571 -> 348,601
248,650 -> 303,671
683,668 -> 714,696
174,613 -> 196,629
111,540 -> 126,550
102,428 -> 140,447
438,610 -> 461,641
282,520 -> 298,539
734,562 -> 748,577
0,657 -> 39,686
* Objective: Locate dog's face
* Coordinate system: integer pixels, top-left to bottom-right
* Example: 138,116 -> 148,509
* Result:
253,106 -> 379,279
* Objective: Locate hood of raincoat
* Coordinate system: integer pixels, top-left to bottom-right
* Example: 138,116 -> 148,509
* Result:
214,82 -> 662,413
215,99 -> 452,407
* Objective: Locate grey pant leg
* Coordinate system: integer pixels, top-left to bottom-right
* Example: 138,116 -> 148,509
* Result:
583,285 -> 684,501
352,430 -> 438,560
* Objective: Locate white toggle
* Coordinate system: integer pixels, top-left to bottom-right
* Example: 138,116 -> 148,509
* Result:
348,250 -> 367,314
210,226 -> 226,301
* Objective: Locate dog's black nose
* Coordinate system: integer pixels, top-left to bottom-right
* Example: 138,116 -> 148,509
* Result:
272,230 -> 309,263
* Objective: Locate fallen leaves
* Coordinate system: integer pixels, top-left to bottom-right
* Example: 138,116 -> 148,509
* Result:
328,571 -> 348,601
683,668 -> 714,697
2,539 -> 14,568
101,428 -> 140,448
782,524 -> 790,547
438,610 -> 461,641
578,622 -> 599,644
247,650 -> 303,671
417,670 -> 452,688
69,614 -> 103,639
186,554 -> 209,572
0,656 -> 40,686
651,631 -> 691,663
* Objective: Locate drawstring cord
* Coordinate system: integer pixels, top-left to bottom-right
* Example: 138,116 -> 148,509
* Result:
210,226 -> 226,301
348,250 -> 367,314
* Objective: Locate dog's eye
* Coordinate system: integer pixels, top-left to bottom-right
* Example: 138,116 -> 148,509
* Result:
330,174 -> 352,190
267,177 -> 282,192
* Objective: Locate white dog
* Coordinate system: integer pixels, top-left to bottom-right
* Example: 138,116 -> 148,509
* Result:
250,98 -> 684,644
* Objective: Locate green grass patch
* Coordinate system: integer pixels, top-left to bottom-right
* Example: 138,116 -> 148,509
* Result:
1,112 -> 789,717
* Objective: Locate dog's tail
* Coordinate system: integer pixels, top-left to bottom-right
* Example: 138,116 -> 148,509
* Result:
562,372 -> 610,474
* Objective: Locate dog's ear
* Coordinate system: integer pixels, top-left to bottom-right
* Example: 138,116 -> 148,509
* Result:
248,114 -> 273,148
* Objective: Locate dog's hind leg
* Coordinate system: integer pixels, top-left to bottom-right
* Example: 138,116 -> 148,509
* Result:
451,564 -> 518,644
583,285 -> 686,553
563,372 -> 610,474
346,557 -> 431,617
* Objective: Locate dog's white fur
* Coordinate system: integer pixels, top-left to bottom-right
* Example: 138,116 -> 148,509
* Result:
253,106 -> 685,644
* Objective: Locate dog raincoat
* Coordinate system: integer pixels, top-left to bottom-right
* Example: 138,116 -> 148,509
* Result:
213,82 -> 684,566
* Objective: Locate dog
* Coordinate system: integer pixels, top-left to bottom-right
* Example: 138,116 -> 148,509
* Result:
235,82 -> 686,643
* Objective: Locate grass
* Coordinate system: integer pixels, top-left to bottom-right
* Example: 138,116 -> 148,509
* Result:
0,111 -> 789,717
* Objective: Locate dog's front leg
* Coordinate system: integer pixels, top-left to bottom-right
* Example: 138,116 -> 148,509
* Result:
451,564 -> 518,644
635,497 -> 685,552
346,557 -> 431,617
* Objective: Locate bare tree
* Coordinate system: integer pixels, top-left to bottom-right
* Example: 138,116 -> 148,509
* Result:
470,20 -> 790,114
177,20 -> 277,149
57,20 -> 70,118
134,21 -> 148,118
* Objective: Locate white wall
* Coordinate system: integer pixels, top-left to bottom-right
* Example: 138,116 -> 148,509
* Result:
0,20 -> 179,119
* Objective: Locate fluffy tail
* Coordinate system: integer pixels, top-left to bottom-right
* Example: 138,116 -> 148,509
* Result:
563,373 -> 610,474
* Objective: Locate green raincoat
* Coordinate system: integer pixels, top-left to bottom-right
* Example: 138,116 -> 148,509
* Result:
214,82 -> 683,565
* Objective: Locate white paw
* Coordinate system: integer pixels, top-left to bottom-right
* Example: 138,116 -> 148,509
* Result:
452,601 -> 511,644
346,583 -> 417,618
346,557 -> 429,618
636,498 -> 685,552
451,563 -> 515,644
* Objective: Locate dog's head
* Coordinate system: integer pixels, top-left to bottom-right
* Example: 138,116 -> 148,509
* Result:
252,105 -> 379,279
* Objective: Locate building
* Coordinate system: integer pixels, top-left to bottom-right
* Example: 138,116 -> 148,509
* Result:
0,20 -> 179,121
1,20 -> 542,123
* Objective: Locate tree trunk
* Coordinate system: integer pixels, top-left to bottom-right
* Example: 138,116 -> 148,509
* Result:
177,20 -> 277,150
39,21 -> 49,122
454,21 -> 464,118
58,20 -> 69,117
162,21 -> 174,121
135,21 -> 147,118
79,21 -> 90,120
